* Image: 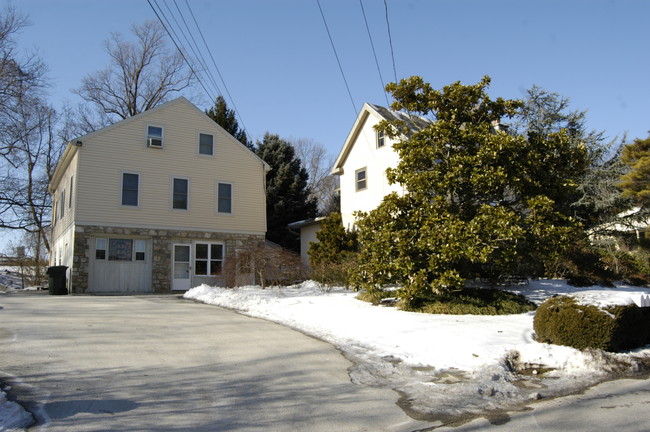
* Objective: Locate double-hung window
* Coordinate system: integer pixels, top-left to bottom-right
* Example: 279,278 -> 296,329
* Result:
95,238 -> 107,260
217,182 -> 232,214
355,168 -> 367,191
134,240 -> 146,261
172,178 -> 189,210
377,130 -> 385,148
194,243 -> 224,276
199,133 -> 214,156
147,126 -> 163,148
122,173 -> 139,206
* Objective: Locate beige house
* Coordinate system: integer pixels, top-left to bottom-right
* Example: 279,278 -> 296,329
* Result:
49,97 -> 269,293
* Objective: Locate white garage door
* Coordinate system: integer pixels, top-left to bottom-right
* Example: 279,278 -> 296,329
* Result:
87,237 -> 153,293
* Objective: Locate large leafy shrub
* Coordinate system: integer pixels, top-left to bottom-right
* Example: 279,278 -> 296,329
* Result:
352,76 -> 587,306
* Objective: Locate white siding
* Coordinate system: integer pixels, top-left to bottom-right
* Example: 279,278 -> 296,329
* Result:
50,223 -> 75,290
339,113 -> 404,228
300,223 -> 322,266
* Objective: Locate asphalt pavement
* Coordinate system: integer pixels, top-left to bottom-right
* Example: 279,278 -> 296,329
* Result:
0,292 -> 427,431
435,376 -> 650,431
3,291 -> 650,432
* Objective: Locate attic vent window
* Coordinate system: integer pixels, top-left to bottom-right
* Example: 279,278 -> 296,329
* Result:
147,126 -> 163,148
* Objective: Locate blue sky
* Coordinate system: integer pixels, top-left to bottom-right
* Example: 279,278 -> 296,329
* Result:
9,0 -> 649,162
2,0 -> 648,254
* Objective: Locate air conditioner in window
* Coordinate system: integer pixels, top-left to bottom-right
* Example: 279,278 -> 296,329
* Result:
147,137 -> 162,148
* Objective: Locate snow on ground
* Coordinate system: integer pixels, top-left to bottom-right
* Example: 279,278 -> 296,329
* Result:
185,279 -> 650,421
0,385 -> 33,431
0,267 -> 41,293
2,276 -> 649,427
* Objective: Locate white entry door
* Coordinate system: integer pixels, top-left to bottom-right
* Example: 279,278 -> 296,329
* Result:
172,244 -> 191,291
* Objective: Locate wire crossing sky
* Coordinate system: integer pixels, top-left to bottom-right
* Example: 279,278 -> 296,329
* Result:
9,0 -> 650,161
147,0 -> 249,135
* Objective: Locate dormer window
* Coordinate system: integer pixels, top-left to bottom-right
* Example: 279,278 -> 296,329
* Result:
147,126 -> 163,148
376,130 -> 385,148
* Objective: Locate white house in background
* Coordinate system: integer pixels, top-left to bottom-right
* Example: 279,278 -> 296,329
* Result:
288,216 -> 326,267
48,97 -> 269,293
331,102 -> 430,229
292,103 -> 429,266
591,207 -> 650,245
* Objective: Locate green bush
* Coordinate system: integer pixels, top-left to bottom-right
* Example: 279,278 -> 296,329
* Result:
397,288 -> 536,315
356,289 -> 398,305
308,212 -> 359,287
534,295 -> 650,352
309,252 -> 358,287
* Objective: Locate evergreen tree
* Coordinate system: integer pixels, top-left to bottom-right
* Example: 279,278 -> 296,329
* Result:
514,86 -> 630,229
308,212 -> 357,267
308,212 -> 358,286
256,133 -> 318,251
620,134 -> 650,208
352,76 -> 587,303
205,96 -> 253,150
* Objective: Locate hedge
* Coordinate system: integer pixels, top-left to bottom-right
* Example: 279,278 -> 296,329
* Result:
533,295 -> 650,352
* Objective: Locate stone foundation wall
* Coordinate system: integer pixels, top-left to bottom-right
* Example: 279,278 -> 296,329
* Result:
72,225 -> 265,293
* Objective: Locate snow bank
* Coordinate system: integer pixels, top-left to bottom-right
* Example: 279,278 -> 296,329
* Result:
185,279 -> 650,419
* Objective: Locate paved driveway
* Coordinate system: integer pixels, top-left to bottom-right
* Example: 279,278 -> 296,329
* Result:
0,293 -> 426,431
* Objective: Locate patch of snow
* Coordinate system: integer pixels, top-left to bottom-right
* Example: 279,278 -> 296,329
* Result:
0,387 -> 32,431
185,279 -> 650,420
0,266 -> 43,293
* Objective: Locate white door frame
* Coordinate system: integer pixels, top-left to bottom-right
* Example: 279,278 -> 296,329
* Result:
172,243 -> 192,291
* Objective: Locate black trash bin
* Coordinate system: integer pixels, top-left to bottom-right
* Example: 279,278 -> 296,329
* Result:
47,266 -> 68,295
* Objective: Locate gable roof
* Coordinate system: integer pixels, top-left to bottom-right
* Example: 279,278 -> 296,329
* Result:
49,97 -> 269,192
331,102 -> 431,175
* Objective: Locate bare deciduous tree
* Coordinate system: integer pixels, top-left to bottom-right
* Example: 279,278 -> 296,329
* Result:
75,20 -> 194,130
224,243 -> 305,289
0,7 -> 62,273
0,6 -> 46,157
1,97 -> 61,252
290,137 -> 339,214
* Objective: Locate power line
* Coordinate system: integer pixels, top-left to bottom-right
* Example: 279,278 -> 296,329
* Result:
183,0 -> 248,135
147,0 -> 249,137
384,0 -> 398,83
170,0 -> 223,98
147,0 -> 215,102
359,0 -> 390,107
316,0 -> 357,116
